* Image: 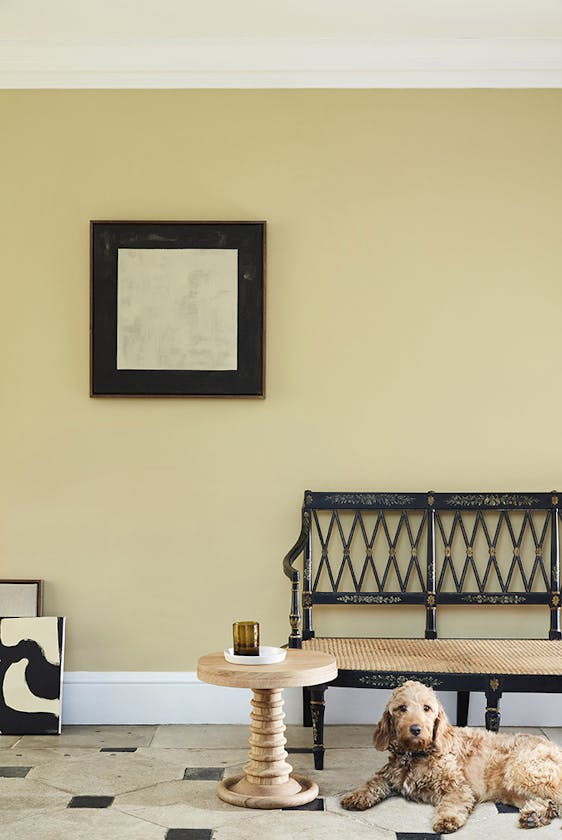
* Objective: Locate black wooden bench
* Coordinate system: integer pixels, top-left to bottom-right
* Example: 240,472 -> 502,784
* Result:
283,490 -> 562,769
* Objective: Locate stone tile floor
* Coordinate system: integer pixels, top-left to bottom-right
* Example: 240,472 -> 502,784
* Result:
0,724 -> 561,839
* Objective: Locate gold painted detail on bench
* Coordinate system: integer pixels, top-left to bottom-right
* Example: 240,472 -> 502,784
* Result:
310,705 -> 324,744
446,494 -> 540,508
302,593 -> 313,608
426,594 -> 436,607
462,594 -> 527,604
552,594 -> 560,607
489,678 -> 500,691
324,493 -> 416,506
552,494 -> 559,506
336,594 -> 402,604
358,674 -> 444,689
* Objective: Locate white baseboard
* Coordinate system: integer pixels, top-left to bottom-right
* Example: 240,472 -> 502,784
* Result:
62,672 -> 562,728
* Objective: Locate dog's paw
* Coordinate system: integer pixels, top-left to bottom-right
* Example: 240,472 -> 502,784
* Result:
519,800 -> 558,828
519,811 -> 542,829
433,815 -> 462,834
341,789 -> 376,811
519,810 -> 550,828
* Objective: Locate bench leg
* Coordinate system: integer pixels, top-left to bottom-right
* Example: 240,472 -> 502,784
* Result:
302,687 -> 312,727
485,688 -> 502,732
309,684 -> 327,770
457,691 -> 470,727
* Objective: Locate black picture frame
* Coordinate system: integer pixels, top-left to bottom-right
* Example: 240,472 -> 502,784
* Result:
90,221 -> 266,397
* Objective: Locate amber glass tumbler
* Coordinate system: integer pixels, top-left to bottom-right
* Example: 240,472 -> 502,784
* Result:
233,621 -> 260,656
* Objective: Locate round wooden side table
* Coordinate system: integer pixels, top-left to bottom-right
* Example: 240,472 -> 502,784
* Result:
197,649 -> 337,809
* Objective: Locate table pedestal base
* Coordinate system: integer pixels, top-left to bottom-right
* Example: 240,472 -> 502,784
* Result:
218,772 -> 318,809
217,687 -> 318,809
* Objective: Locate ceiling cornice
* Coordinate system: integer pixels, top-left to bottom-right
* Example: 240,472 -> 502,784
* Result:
1,37 -> 562,89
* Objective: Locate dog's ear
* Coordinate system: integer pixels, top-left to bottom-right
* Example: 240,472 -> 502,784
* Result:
432,701 -> 452,752
373,709 -> 393,751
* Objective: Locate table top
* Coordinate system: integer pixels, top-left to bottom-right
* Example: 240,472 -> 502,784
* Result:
197,649 -> 337,689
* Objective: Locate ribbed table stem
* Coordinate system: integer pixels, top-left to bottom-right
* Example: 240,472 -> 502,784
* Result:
243,688 -> 293,786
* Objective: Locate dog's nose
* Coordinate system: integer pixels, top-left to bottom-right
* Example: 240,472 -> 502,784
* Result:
409,724 -> 422,737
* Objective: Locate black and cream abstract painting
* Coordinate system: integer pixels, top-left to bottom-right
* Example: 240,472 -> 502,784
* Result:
0,617 -> 65,734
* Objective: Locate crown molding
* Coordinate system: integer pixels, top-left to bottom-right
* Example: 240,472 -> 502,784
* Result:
1,37 -> 562,89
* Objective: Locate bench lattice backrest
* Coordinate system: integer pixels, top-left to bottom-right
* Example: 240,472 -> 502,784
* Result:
283,490 -> 562,645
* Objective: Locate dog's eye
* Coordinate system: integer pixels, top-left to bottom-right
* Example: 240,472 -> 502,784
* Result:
397,704 -> 407,712
423,705 -> 431,712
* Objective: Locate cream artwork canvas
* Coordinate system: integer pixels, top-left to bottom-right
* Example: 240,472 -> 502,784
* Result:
116,248 -> 238,371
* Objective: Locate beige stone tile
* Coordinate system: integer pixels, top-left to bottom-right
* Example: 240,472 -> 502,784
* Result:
150,723 -> 376,751
325,725 -> 376,749
454,811 -> 562,838
285,724 -> 375,750
284,724 -> 315,748
18,724 -> 157,749
224,748 -> 387,800
0,735 -> 21,749
328,795 -> 504,834
499,726 -> 547,738
152,724 -> 250,749
29,751 -> 185,796
115,779 -> 269,828
328,793 -> 438,834
136,746 -> 249,768
1,747 -> 93,766
118,782 -> 395,837
0,807 -> 166,840
0,778 -> 70,815
212,811 -> 395,840
542,727 -> 562,747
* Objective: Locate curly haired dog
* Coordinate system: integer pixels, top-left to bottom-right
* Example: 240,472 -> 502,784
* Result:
341,680 -> 562,833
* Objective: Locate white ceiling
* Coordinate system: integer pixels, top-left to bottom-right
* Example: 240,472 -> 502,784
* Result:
2,0 -> 562,39
1,0 -> 562,88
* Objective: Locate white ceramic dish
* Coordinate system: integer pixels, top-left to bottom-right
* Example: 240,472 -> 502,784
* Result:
224,646 -> 287,665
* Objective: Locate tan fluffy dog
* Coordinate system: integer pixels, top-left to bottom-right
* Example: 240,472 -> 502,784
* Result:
341,680 -> 562,833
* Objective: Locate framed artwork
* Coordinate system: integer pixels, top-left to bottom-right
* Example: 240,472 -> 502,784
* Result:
0,580 -> 44,617
90,221 -> 266,397
0,616 -> 65,734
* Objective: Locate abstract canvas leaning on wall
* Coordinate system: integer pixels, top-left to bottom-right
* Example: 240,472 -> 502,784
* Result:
0,617 -> 65,735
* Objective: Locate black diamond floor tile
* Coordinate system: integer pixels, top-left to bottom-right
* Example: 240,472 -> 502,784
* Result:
67,795 -> 115,809
496,803 -> 519,813
166,830 -> 213,840
183,767 -> 225,781
100,747 -> 137,753
396,833 -> 441,839
0,766 -> 32,778
282,797 -> 325,811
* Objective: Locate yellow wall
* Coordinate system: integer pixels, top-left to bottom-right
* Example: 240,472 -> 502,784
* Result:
1,90 -> 561,670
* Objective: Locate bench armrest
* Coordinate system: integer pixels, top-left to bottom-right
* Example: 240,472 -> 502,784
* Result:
282,513 -> 310,647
